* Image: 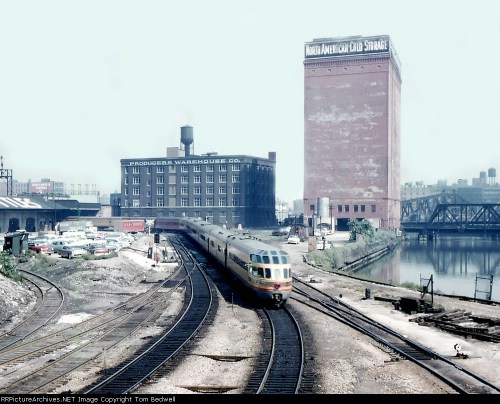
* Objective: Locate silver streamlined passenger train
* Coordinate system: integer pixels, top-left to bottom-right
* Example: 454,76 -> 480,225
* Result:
177,217 -> 293,307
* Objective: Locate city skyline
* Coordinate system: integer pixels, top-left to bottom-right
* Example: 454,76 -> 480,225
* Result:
1,1 -> 499,203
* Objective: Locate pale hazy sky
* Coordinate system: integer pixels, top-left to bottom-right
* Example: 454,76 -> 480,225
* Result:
1,0 -> 499,202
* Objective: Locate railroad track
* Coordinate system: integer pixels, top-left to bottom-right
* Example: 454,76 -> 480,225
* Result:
0,270 -> 64,352
291,276 -> 500,394
81,237 -> 217,394
242,306 -> 304,394
0,235 -> 215,394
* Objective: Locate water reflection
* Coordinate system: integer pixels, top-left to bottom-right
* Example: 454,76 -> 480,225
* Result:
354,234 -> 500,301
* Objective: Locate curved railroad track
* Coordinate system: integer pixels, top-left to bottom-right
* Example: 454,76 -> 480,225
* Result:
0,270 -> 64,352
291,276 -> 500,394
81,237 -> 216,394
0,261 -> 190,394
243,306 -> 304,394
0,235 -> 214,394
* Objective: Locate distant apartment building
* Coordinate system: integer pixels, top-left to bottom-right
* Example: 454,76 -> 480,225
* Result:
9,179 -> 101,203
303,35 -> 402,231
401,169 -> 500,204
119,126 -> 277,228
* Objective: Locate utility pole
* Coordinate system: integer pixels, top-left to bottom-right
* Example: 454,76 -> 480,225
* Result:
0,156 -> 13,196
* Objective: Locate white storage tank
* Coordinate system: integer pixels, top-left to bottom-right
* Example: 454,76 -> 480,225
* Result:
317,197 -> 330,224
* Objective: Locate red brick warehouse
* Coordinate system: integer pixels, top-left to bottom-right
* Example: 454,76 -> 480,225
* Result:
303,35 -> 402,231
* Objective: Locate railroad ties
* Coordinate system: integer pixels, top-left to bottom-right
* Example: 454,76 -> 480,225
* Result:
410,309 -> 500,343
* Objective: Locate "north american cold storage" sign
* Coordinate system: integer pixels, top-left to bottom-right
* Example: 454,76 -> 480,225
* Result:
305,35 -> 392,59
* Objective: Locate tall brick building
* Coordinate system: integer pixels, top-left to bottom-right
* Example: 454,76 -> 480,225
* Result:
303,35 -> 402,230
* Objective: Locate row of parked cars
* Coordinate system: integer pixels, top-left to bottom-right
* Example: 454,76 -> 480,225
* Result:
27,232 -> 135,259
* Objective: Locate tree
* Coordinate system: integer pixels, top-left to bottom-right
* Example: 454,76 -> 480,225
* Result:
348,218 -> 375,241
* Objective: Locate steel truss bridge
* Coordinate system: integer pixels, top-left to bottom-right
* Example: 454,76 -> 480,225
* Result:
401,193 -> 500,235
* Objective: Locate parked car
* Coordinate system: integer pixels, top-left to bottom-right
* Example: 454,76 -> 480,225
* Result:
58,245 -> 88,259
287,235 -> 301,244
28,243 -> 54,255
84,244 -> 110,256
48,239 -> 73,254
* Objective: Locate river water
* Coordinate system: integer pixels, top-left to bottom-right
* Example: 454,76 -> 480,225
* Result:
355,234 -> 500,302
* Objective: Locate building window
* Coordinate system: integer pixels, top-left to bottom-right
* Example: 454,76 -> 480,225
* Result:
124,167 -> 129,174
133,166 -> 140,174
157,166 -> 164,173
169,185 -> 176,195
193,186 -> 201,195
124,188 -> 128,196
181,175 -> 189,184
181,198 -> 189,207
207,164 -> 214,172
157,188 -> 164,195
194,175 -> 201,183
147,179 -> 151,186
232,174 -> 240,182
124,178 -> 129,185
345,205 -> 349,212
168,166 -> 175,173
206,198 -> 214,207
133,187 -> 140,195
206,185 -> 214,194
361,205 -> 366,212
354,205 -> 358,212
156,176 -> 164,184
206,174 -> 214,183
337,205 -> 342,213
156,198 -> 164,207
181,165 -> 188,172
193,211 -> 200,217
219,198 -> 226,207
147,190 -> 151,197
219,186 -> 226,194
371,205 -> 376,213
147,167 -> 151,174
193,164 -> 201,172
231,163 -> 240,171
123,199 -> 128,207
219,164 -> 227,171
181,186 -> 189,195
219,174 -> 226,183
232,186 -> 240,194
232,197 -> 239,207
194,198 -> 201,207
133,176 -> 140,185
133,199 -> 140,207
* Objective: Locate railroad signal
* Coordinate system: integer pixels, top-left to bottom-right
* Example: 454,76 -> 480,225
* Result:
154,233 -> 160,244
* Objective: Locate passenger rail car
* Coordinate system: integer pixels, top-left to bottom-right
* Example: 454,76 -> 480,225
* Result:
161,217 -> 292,307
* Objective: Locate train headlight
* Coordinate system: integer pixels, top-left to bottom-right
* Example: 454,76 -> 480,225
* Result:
273,282 -> 281,290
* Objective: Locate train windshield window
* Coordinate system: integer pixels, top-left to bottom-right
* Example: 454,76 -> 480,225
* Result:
258,268 -> 264,277
283,268 -> 289,278
272,256 -> 279,264
281,255 -> 289,264
274,268 -> 281,279
265,268 -> 271,278
262,256 -> 270,264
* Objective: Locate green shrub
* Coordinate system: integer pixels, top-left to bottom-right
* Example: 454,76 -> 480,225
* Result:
0,251 -> 22,281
